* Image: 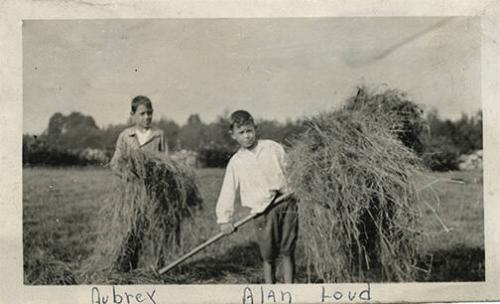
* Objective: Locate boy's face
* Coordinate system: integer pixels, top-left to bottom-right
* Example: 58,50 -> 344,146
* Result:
231,123 -> 257,149
132,104 -> 153,130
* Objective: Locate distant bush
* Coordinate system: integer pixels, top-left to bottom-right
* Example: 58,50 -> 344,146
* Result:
458,150 -> 483,171
79,148 -> 110,165
23,136 -> 108,167
170,149 -> 200,168
198,148 -> 233,168
421,136 -> 460,171
23,147 -> 82,166
422,109 -> 482,171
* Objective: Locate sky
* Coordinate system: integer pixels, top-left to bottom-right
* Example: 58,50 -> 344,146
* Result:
23,17 -> 481,134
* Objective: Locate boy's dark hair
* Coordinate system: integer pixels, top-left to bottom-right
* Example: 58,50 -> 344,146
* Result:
131,95 -> 153,113
229,110 -> 255,131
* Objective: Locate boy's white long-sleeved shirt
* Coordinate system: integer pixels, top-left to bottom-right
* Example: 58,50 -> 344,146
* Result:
216,139 -> 289,224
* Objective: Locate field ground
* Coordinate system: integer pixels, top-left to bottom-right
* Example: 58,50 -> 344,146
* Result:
23,167 -> 484,284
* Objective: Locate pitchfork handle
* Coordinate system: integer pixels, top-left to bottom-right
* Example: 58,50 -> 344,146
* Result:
157,192 -> 294,275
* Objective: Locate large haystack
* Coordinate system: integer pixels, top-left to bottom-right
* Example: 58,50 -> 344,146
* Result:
82,149 -> 202,279
288,108 -> 424,282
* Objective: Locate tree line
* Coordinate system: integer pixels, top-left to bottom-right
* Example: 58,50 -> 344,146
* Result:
23,88 -> 482,171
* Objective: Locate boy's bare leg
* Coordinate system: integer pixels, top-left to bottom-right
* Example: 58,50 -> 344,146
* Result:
263,260 -> 276,284
282,255 -> 295,283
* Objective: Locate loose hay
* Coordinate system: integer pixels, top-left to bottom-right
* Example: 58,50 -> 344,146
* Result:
288,108 -> 425,282
81,149 -> 202,279
25,249 -> 77,285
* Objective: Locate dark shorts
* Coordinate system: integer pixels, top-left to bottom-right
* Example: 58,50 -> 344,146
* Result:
254,198 -> 299,262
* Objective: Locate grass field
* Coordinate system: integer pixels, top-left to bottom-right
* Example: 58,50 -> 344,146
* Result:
23,167 -> 484,284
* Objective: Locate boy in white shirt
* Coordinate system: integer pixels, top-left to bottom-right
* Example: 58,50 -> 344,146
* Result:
216,110 -> 298,283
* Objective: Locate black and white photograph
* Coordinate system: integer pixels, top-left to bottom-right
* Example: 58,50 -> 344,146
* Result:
2,1 -> 500,303
22,17 -> 484,284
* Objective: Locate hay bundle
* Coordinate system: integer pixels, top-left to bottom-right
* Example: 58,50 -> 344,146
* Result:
83,149 -> 202,277
288,108 -> 424,282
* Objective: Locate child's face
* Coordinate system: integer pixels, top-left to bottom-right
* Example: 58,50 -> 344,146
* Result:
132,104 -> 153,130
231,123 -> 257,149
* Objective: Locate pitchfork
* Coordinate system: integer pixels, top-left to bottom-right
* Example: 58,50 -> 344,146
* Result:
156,192 -> 294,275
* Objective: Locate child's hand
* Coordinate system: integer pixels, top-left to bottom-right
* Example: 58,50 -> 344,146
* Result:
220,223 -> 235,235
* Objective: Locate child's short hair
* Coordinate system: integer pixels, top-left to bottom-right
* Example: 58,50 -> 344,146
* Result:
131,95 -> 153,113
229,110 -> 255,131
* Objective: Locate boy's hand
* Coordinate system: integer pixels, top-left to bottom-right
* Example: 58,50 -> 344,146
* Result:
220,223 -> 235,235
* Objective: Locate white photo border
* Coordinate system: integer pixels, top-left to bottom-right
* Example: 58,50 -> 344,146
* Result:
2,1 -> 499,303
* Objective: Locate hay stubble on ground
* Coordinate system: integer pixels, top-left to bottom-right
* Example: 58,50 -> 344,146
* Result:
23,166 -> 484,284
